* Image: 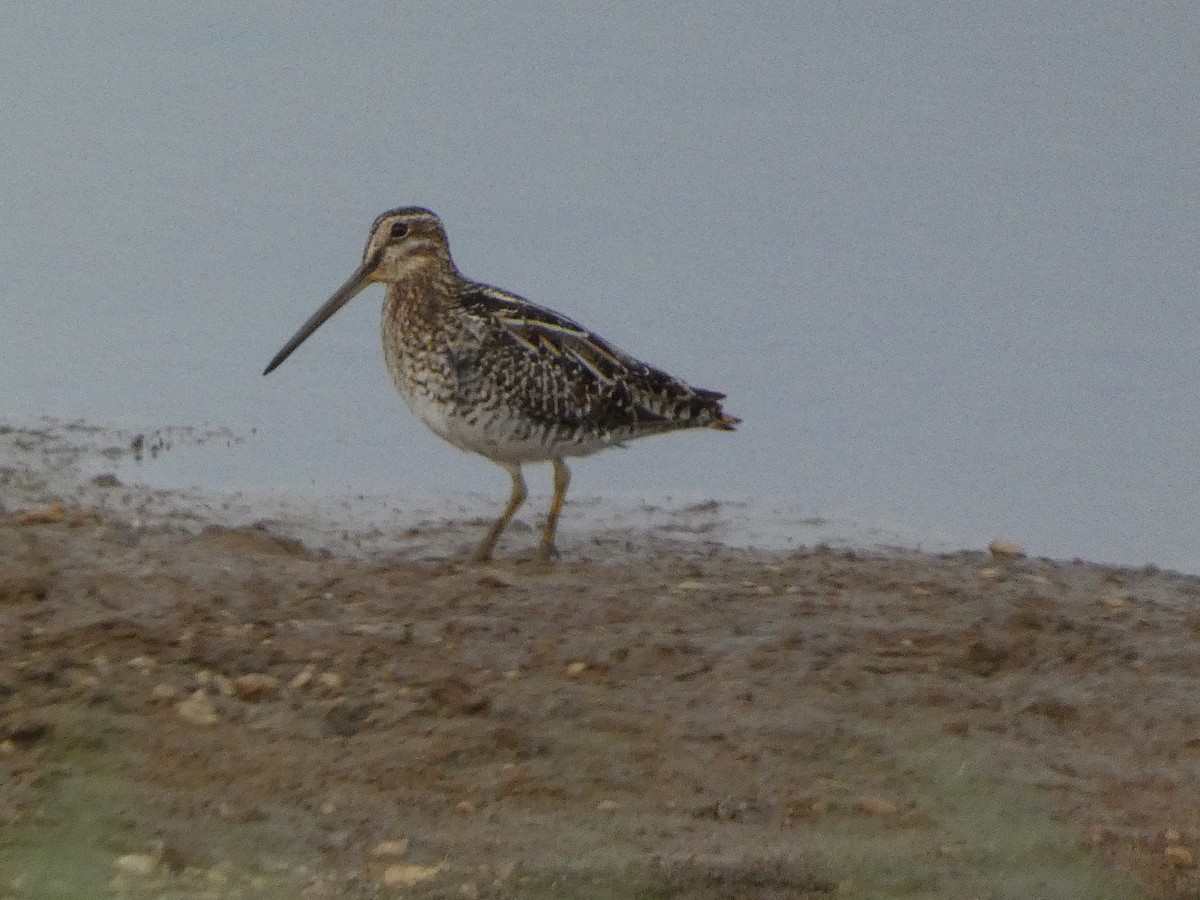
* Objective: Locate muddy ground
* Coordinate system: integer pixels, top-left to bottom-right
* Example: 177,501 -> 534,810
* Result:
2,423 -> 1200,899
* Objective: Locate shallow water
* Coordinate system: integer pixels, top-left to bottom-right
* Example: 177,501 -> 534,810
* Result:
2,420 -> 935,564
3,6 -> 1197,571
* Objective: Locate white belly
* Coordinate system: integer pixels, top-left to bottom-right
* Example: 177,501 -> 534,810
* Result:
401,390 -> 619,465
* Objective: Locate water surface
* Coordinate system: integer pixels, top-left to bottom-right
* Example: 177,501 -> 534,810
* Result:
3,5 -> 1197,570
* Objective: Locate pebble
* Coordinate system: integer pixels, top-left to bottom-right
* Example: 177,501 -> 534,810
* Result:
565,661 -> 588,677
176,690 -> 219,726
478,569 -> 517,588
15,502 -> 65,525
290,666 -> 315,690
113,853 -> 157,877
318,671 -> 345,690
370,838 -> 411,858
1165,845 -> 1194,868
381,862 -> 446,888
596,799 -> 619,812
988,539 -> 1025,559
856,795 -> 899,816
232,673 -> 281,702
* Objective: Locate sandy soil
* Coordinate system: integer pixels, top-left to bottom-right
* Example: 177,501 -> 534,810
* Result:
2,422 -> 1199,899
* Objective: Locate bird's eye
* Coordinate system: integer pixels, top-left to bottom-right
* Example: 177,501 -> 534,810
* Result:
390,222 -> 409,240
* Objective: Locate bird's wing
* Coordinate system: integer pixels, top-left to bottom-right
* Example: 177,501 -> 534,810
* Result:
463,284 -> 652,386
458,283 -> 736,432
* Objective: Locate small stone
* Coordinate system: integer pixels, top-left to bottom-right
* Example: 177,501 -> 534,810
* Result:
1165,845 -> 1194,868
127,656 -> 155,672
289,666 -> 315,690
857,795 -> 898,816
478,569 -> 517,588
232,673 -> 281,702
565,661 -> 588,677
318,671 -> 344,690
988,539 -> 1025,559
596,799 -> 619,812
370,838 -> 411,858
381,862 -> 446,888
176,690 -> 219,726
1098,595 -> 1126,608
15,502 -> 65,525
672,580 -> 705,593
113,854 -> 157,877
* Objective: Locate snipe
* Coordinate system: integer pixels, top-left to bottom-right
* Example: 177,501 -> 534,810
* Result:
264,207 -> 739,562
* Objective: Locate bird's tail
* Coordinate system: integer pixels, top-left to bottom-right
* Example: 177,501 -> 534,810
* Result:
710,411 -> 741,431
694,387 -> 740,431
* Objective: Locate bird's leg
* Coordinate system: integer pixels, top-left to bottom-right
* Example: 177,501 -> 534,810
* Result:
537,458 -> 571,561
473,464 -> 527,563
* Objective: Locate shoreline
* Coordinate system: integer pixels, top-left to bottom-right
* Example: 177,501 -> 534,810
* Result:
2,417 -> 1198,897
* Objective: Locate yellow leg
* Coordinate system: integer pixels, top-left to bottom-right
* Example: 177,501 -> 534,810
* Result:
538,458 -> 571,561
473,464 -> 527,563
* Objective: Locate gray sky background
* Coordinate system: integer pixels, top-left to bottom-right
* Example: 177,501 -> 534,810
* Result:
2,4 -> 1198,569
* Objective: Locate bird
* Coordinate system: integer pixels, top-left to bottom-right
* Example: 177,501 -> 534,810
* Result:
263,207 -> 739,562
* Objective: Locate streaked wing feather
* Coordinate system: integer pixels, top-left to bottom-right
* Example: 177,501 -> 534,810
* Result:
457,283 -> 724,432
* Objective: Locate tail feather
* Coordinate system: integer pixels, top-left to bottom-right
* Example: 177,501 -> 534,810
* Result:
697,386 -> 739,431
710,411 -> 740,431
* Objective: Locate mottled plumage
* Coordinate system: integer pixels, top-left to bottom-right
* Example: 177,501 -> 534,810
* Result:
264,207 -> 739,561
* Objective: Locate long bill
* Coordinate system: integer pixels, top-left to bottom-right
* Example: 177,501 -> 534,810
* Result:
262,261 -> 377,375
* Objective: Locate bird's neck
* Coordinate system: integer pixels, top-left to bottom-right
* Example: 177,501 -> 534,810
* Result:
383,270 -> 461,337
